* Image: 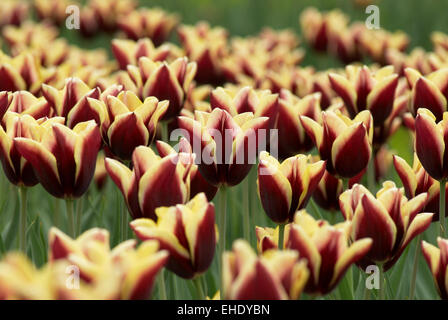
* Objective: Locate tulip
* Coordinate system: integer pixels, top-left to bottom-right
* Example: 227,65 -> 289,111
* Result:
276,90 -> 321,159
94,151 -> 108,190
48,227 -> 169,300
329,65 -> 399,126
178,22 -> 229,85
257,151 -> 326,224
300,109 -> 373,179
178,108 -> 269,187
117,8 -> 179,45
414,108 -> 448,234
87,0 -> 137,32
0,91 -> 12,120
256,211 -> 373,295
118,56 -> 196,120
34,0 -> 71,26
105,145 -> 192,220
130,193 -> 216,279
88,90 -> 168,160
0,0 -> 28,28
222,239 -> 309,300
312,170 -> 343,213
111,38 -> 183,70
339,182 -> 433,270
405,67 -> 448,121
156,138 -> 218,201
421,238 -> 448,300
394,154 -> 447,222
2,21 -> 58,50
14,119 -> 101,199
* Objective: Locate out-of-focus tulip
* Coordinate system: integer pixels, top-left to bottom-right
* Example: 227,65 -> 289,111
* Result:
276,90 -> 321,159
222,239 -> 309,300
105,145 -> 192,220
118,56 -> 196,120
117,8 -> 179,45
0,0 -> 28,28
2,21 -> 58,52
394,154 -> 447,222
257,151 -> 326,224
48,227 -> 169,300
405,68 -> 448,122
156,138 -> 218,201
178,108 -> 269,187
88,90 -> 168,160
14,120 -> 101,199
301,109 -> 373,178
131,193 -> 216,279
256,211 -> 372,295
0,113 -> 60,187
329,65 -> 399,125
33,0 -> 72,26
421,238 -> 448,300
340,182 -> 433,270
88,0 -> 137,32
414,108 -> 448,181
178,22 -> 229,85
111,38 -> 183,70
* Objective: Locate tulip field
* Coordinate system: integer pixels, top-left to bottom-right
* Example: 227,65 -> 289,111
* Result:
1,0 -> 448,302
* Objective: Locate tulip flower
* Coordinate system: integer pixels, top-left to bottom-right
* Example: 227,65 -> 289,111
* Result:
105,145 -> 192,220
405,67 -> 448,121
256,211 -> 373,295
88,90 -> 168,160
111,38 -> 183,70
394,154 -> 447,222
276,90 -> 321,159
257,151 -> 326,224
0,91 -> 12,120
48,227 -> 169,300
339,182 -> 433,270
222,239 -> 309,300
178,22 -> 229,84
88,0 -> 137,32
130,193 -> 216,279
421,238 -> 448,300
312,170 -> 343,213
156,138 -> 218,201
414,108 -> 448,234
0,0 -> 28,28
328,65 -> 399,126
300,109 -> 373,179
117,8 -> 179,45
34,0 -> 71,26
118,56 -> 196,120
178,108 -> 269,187
94,151 -> 108,190
14,120 -> 102,199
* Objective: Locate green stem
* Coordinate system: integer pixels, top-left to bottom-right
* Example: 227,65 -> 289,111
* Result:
378,264 -> 385,300
367,155 -> 375,192
161,121 -> 169,143
343,178 -> 349,192
65,199 -> 75,238
278,223 -> 285,249
218,186 -> 227,299
193,276 -> 205,300
440,179 -> 446,237
18,187 -> 27,252
121,199 -> 128,242
76,196 -> 83,236
409,234 -> 421,300
243,177 -> 250,242
158,269 -> 167,300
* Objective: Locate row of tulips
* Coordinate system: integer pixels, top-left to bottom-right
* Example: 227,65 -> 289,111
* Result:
0,1 -> 447,300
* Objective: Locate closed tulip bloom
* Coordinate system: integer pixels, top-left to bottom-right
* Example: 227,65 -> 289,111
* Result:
405,68 -> 448,121
257,151 -> 326,224
130,193 -> 216,279
48,227 -> 169,300
0,0 -> 28,28
312,170 -> 343,212
339,182 -> 433,270
256,211 -> 373,295
119,57 -> 196,120
178,108 -> 269,187
3,91 -> 52,119
329,65 -> 399,126
421,238 -> 448,300
223,239 -> 309,300
105,145 -> 192,220
394,154 -> 447,221
156,138 -> 218,201
276,90 -> 321,159
14,120 -> 102,199
88,90 -> 168,160
414,108 -> 448,181
300,109 -> 373,178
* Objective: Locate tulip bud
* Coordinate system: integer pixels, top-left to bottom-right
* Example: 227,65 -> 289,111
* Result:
421,238 -> 448,300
